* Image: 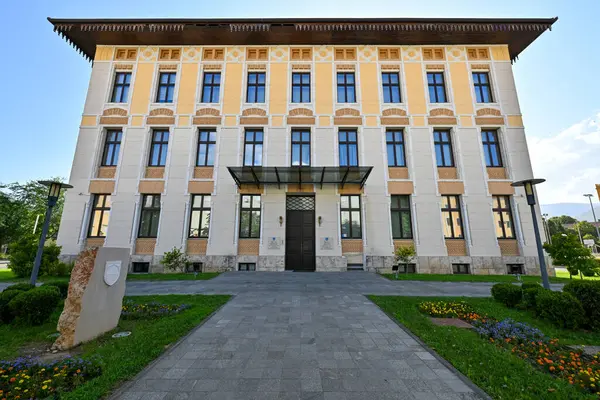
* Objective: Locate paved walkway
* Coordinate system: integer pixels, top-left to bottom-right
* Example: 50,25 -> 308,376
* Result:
115,292 -> 483,400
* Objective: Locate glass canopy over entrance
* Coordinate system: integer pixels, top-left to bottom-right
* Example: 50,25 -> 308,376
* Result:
227,166 -> 373,189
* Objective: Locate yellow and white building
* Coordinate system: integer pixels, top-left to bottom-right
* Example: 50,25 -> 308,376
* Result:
51,17 -> 556,274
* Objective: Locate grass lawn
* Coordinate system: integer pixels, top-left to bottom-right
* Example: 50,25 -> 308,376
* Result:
126,272 -> 220,281
554,268 -> 600,281
0,269 -> 70,283
369,295 -> 598,400
0,294 -> 230,400
381,272 -> 574,284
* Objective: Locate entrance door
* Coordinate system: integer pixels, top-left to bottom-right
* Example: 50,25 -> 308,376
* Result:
285,196 -> 316,271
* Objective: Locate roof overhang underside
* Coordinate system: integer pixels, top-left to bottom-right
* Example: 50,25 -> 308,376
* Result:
48,17 -> 557,62
227,166 -> 373,189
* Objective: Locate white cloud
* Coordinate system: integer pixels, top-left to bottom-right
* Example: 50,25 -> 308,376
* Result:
527,112 -> 600,204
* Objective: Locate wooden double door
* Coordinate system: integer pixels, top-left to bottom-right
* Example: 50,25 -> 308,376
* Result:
285,196 -> 316,272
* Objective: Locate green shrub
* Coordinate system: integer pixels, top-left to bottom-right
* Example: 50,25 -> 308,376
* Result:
536,290 -> 585,329
7,237 -> 62,278
46,260 -> 73,277
564,280 -> 600,328
8,286 -> 61,326
491,283 -> 522,308
522,286 -> 544,310
0,290 -> 22,323
521,282 -> 540,291
43,281 -> 70,299
2,283 -> 34,293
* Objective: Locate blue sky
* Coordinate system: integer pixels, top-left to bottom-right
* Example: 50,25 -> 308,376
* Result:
1,0 -> 598,204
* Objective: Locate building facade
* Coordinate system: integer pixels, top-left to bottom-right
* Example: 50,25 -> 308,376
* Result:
51,17 -> 556,274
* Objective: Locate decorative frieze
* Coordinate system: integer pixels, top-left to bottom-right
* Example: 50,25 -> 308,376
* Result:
422,47 -> 445,61
203,48 -> 224,61
378,48 -> 401,61
158,48 -> 181,61
114,48 -> 137,61
467,47 -> 490,60
335,48 -> 356,61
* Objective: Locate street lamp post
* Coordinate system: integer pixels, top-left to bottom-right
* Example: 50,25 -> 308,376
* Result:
511,178 -> 551,289
30,181 -> 72,286
542,213 -> 552,244
583,194 -> 600,240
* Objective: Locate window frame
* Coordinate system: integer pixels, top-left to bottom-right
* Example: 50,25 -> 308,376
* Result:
338,129 -> 359,167
246,72 -> 266,103
200,72 -> 221,103
132,262 -> 150,273
427,72 -> 447,103
507,264 -> 524,275
386,129 -> 406,167
155,72 -> 176,103
239,263 -> 256,271
340,195 -> 362,239
492,195 -> 516,239
138,194 -> 161,238
188,194 -> 211,238
239,195 -> 261,239
390,195 -> 413,239
433,130 -> 455,167
87,194 -> 111,238
243,129 -> 264,167
148,130 -> 169,167
381,72 -> 402,103
336,72 -> 356,103
441,195 -> 464,239
110,72 -> 131,103
101,129 -> 123,167
481,129 -> 503,167
472,71 -> 494,103
291,72 -> 311,103
196,129 -> 216,167
452,263 -> 470,274
291,129 -> 311,166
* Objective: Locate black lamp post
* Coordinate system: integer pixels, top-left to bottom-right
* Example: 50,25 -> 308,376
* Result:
583,194 -> 600,241
511,178 -> 550,289
30,181 -> 73,285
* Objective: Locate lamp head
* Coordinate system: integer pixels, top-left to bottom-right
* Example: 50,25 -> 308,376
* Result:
38,180 -> 73,207
511,178 -> 545,206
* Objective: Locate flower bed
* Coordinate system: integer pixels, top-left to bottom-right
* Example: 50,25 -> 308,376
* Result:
0,356 -> 102,400
419,300 -> 600,396
121,300 -> 190,320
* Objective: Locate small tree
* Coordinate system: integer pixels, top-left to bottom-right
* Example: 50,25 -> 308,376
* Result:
394,245 -> 416,278
543,233 -> 596,279
161,247 -> 191,273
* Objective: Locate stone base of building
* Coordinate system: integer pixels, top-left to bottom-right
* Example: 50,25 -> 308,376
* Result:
61,252 -> 553,276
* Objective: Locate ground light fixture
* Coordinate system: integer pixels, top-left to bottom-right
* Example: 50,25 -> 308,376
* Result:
583,194 -> 600,240
511,178 -> 550,289
30,180 -> 73,285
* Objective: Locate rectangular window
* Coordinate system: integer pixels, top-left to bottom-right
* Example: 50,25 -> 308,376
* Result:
340,195 -> 362,239
493,196 -> 515,239
101,130 -> 122,167
338,130 -> 358,167
132,262 -> 149,273
382,72 -> 401,103
191,262 -> 203,273
481,130 -> 503,167
189,195 -> 211,238
507,264 -> 524,275
243,129 -> 263,166
239,195 -> 261,238
110,72 -> 131,103
394,264 -> 416,273
291,72 -> 311,103
442,195 -> 464,239
386,129 -> 406,167
473,72 -> 493,103
291,129 -> 310,166
433,130 -> 454,167
201,72 -> 221,103
427,72 -> 447,103
336,72 -> 356,103
391,195 -> 413,239
148,130 -> 169,167
246,72 -> 266,103
452,263 -> 470,274
138,194 -> 161,238
239,263 -> 256,271
196,129 -> 216,166
156,72 -> 176,103
88,194 -> 111,238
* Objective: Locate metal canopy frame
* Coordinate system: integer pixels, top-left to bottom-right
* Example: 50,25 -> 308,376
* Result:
227,166 -> 373,189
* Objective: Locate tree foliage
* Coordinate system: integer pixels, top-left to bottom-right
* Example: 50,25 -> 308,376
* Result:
543,233 -> 598,277
0,178 -> 66,248
394,245 -> 416,277
161,247 -> 191,273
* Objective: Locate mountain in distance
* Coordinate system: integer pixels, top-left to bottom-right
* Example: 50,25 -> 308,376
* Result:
541,203 -> 600,221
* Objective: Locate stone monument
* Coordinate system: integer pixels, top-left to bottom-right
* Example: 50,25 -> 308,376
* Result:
53,247 -> 130,350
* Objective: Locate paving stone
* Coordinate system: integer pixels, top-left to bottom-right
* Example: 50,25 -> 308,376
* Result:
113,273 -> 486,400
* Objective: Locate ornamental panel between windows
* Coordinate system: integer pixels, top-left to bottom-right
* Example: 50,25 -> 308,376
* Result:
286,196 -> 315,211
